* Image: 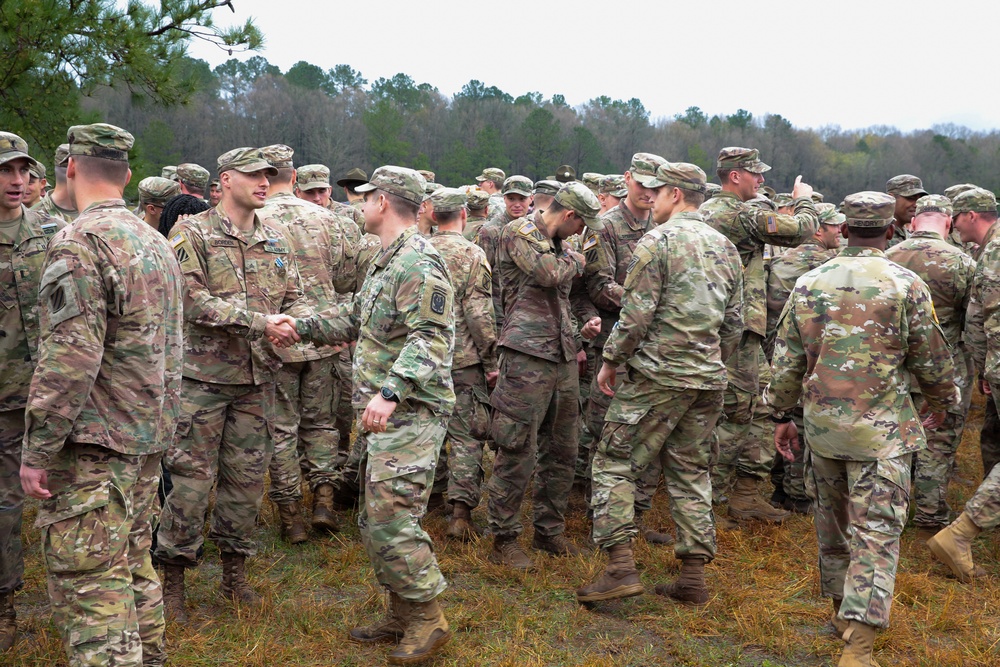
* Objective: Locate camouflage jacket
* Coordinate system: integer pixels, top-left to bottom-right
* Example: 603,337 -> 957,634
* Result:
23,200 -> 184,468
566,228 -> 614,332
886,221 -> 907,250
603,211 -> 743,390
765,247 -> 959,461
765,239 -> 837,352
463,213 -> 489,242
966,222 -> 1000,380
260,192 -> 356,362
168,205 -> 310,386
298,226 -> 456,417
0,207 -> 63,410
429,231 -> 497,373
31,192 -> 78,223
473,216 -> 508,332
591,202 -> 651,313
496,213 -> 583,364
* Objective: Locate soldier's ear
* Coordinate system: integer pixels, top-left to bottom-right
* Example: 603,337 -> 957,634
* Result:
124,168 -> 132,187
840,223 -> 848,240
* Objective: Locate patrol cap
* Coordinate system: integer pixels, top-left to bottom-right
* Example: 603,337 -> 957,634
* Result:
217,147 -> 278,176
885,174 -> 928,198
914,194 -> 952,217
417,169 -> 436,183
502,175 -> 533,197
554,164 -> 576,183
475,167 -> 506,183
811,191 -> 824,203
704,183 -> 722,198
55,144 -> 70,168
647,161 -> 707,192
429,187 -> 466,213
581,172 -> 603,192
297,164 -> 331,191
0,132 -> 39,168
29,161 -> 46,179
533,179 -> 561,197
354,165 -> 427,205
749,195 -> 776,212
760,185 -> 776,199
816,202 -> 846,226
599,174 -> 627,197
943,183 -> 977,200
842,191 -> 895,227
259,144 -> 294,169
336,167 -> 368,188
210,179 -> 220,188
423,181 -> 444,197
176,163 -> 210,189
952,187 -> 997,214
138,176 -> 182,206
161,165 -> 178,181
716,147 -> 770,173
773,193 -> 794,208
67,123 -> 133,161
465,187 -> 490,210
629,152 -> 668,187
555,182 -> 603,231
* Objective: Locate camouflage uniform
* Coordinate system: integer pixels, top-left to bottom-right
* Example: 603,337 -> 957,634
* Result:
155,159 -> 311,567
765,192 -> 959,630
591,209 -> 743,561
428,219 -> 496,510
24,124 -> 184,667
487,206 -> 587,541
474,213 -> 513,334
298,212 -> 456,602
0,201 -> 62,604
462,188 -> 491,242
886,202 -> 975,530
699,150 -> 818,497
260,186 -> 356,507
33,191 -> 78,222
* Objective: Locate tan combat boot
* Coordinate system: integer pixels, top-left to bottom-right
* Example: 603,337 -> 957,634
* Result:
276,501 -> 308,544
532,532 -> 581,557
161,564 -> 188,624
635,510 -> 674,545
838,621 -> 880,667
728,476 -> 791,523
654,557 -> 709,606
830,598 -> 849,638
489,536 -> 534,571
446,502 -> 480,541
310,483 -> 341,533
349,591 -> 408,644
0,591 -> 15,652
387,597 -> 451,664
927,512 -> 987,583
576,541 -> 644,603
220,552 -> 261,605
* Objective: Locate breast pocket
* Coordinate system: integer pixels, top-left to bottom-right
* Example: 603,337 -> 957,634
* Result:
253,256 -> 289,309
206,251 -> 243,299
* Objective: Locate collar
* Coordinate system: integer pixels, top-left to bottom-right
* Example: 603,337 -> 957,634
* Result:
375,225 -> 419,269
839,246 -> 885,258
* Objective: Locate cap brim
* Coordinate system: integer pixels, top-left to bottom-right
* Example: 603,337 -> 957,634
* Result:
632,174 -> 661,188
504,189 -> 533,197
0,151 -> 39,168
299,181 -> 330,191
354,182 -> 377,194
898,188 -> 929,198
610,189 -> 627,198
336,179 -> 367,188
745,162 -> 771,174
583,215 -> 604,231
474,176 -> 487,182
232,161 -> 278,176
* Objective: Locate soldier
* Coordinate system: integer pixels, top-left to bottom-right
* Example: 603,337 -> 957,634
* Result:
176,163 -> 210,200
333,167 -> 370,232
597,175 -> 626,215
462,187 -> 490,241
474,167 -> 505,211
426,188 -> 497,540
0,132 -> 63,653
531,179 -> 561,214
576,162 -> 743,607
32,144 -> 78,222
700,147 -> 818,525
486,182 -> 602,569
554,164 -> 576,183
161,165 -> 179,181
296,164 -> 334,208
884,174 -> 928,249
21,123 -> 184,667
136,176 -> 181,231
765,191 -> 959,667
417,169 -> 436,183
154,147 -> 307,622
764,203 -> 843,512
208,179 -> 221,207
289,166 -> 455,664
23,162 -> 45,208
581,172 -> 604,194
259,145 -> 356,543
886,195 -> 975,537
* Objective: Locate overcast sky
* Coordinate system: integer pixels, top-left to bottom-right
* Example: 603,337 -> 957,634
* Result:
187,0 -> 997,133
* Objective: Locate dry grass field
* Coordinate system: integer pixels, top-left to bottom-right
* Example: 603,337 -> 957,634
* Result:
8,395 -> 1000,666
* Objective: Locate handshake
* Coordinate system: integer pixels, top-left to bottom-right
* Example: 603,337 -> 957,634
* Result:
265,314 -> 300,348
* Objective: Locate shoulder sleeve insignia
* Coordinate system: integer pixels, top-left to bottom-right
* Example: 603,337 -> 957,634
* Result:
419,274 -> 454,326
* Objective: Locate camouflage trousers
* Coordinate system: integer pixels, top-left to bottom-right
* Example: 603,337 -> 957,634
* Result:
0,409 -> 25,595
357,409 -> 447,603
964,452 -> 1000,531
332,347 -> 354,456
770,409 -> 811,501
591,376 -> 721,561
443,365 -> 491,509
575,345 -> 598,483
811,452 -> 912,629
487,350 -> 578,540
37,444 -> 165,667
155,380 -> 274,566
268,358 -> 339,504
585,354 -> 662,511
912,397 -> 966,529
981,383 -> 1000,478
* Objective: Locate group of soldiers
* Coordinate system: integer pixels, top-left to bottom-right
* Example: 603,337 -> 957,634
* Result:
1,119 -> 999,667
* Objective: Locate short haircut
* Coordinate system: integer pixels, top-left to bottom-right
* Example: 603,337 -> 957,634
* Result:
716,167 -> 738,184
548,200 -> 568,215
73,155 -> 129,186
375,189 -> 419,219
432,208 -> 462,225
849,224 -> 891,239
271,166 -> 295,185
679,188 -> 705,208
180,179 -> 206,198
978,211 -> 999,224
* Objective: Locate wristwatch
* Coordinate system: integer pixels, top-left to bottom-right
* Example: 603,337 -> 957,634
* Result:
380,386 -> 400,403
